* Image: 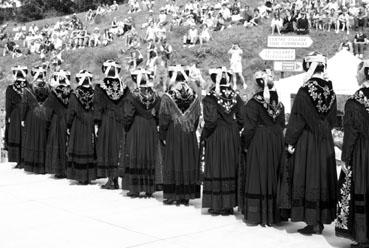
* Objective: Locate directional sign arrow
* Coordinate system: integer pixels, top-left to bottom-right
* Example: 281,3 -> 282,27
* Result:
267,36 -> 313,48
273,61 -> 303,72
259,49 -> 296,61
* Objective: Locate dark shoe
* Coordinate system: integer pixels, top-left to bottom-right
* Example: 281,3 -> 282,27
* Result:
179,199 -> 189,206
113,177 -> 119,189
220,208 -> 234,216
297,224 -> 323,235
14,163 -> 22,169
352,243 -> 369,248
145,192 -> 153,198
101,179 -> 114,189
127,191 -> 139,198
163,199 -> 175,205
208,208 -> 220,215
55,174 -> 66,179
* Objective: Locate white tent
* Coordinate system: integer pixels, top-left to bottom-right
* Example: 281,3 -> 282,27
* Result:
275,50 -> 361,113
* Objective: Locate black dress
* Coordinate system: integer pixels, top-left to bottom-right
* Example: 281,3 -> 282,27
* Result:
66,86 -> 97,183
5,82 -> 26,164
44,88 -> 71,177
281,77 -> 337,225
121,89 -> 161,194
21,85 -> 49,174
159,91 -> 201,201
94,79 -> 129,179
201,88 -> 244,211
336,88 -> 369,244
241,91 -> 285,226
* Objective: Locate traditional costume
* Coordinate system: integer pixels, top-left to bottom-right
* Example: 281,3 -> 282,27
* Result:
44,70 -> 72,178
94,60 -> 129,189
66,70 -> 97,184
5,66 -> 28,167
282,52 -> 337,235
240,70 -> 285,226
121,68 -> 161,197
201,67 -> 244,215
21,66 -> 50,174
159,65 -> 201,205
336,61 -> 369,248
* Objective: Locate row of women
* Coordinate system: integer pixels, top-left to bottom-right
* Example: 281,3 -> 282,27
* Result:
4,53 -> 369,247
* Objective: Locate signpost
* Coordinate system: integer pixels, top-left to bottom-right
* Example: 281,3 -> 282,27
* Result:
259,35 -> 314,78
259,49 -> 296,61
273,61 -> 303,72
267,36 -> 313,48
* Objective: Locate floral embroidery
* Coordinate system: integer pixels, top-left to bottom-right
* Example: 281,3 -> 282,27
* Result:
101,78 -> 125,101
336,167 -> 352,230
253,93 -> 283,120
303,80 -> 336,113
352,89 -> 369,113
208,88 -> 238,114
132,88 -> 157,110
53,85 -> 71,106
75,86 -> 94,110
12,80 -> 27,95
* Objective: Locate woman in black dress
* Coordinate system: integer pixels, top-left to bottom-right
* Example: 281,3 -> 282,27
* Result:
94,60 -> 129,189
282,52 -> 337,235
21,66 -> 50,174
44,70 -> 72,178
336,60 -> 369,248
122,68 -> 161,197
240,70 -> 285,226
66,70 -> 97,184
159,65 -> 201,206
201,67 -> 244,216
5,66 -> 28,168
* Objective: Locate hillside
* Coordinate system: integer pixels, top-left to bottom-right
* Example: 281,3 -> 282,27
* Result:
0,0 -> 356,108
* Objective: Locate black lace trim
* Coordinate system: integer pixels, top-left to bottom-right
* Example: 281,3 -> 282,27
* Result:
253,92 -> 283,120
101,78 -> 125,101
74,86 -> 94,111
33,85 -> 49,103
302,78 -> 336,114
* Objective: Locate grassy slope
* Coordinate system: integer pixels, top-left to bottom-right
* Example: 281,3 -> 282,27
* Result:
0,0 -> 355,108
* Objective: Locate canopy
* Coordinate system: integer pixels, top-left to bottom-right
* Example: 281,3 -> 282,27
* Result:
275,50 -> 361,113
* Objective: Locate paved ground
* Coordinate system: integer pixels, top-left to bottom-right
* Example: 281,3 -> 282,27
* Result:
0,162 -> 352,248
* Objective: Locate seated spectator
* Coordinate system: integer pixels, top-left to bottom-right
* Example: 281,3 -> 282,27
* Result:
183,25 -> 199,47
327,8 -> 338,32
89,28 -> 101,47
199,24 -> 211,44
296,11 -> 309,34
214,13 -> 226,31
158,39 -> 173,67
244,8 -> 261,27
129,47 -> 144,69
111,1 -> 119,11
129,0 -> 141,13
230,2 -> 242,23
242,5 -> 253,25
111,17 -> 119,35
338,38 -> 354,54
2,38 -> 15,57
281,9 -> 295,33
337,7 -> 350,34
354,7 -> 367,31
102,28 -> 113,46
220,4 -> 232,21
158,8 -> 168,25
271,11 -> 283,35
156,23 -> 167,42
145,21 -> 156,42
354,31 -> 368,58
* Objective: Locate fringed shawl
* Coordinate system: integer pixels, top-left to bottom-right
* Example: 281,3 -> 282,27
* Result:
159,93 -> 201,132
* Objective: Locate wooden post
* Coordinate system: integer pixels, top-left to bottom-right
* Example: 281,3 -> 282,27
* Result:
280,71 -> 284,79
